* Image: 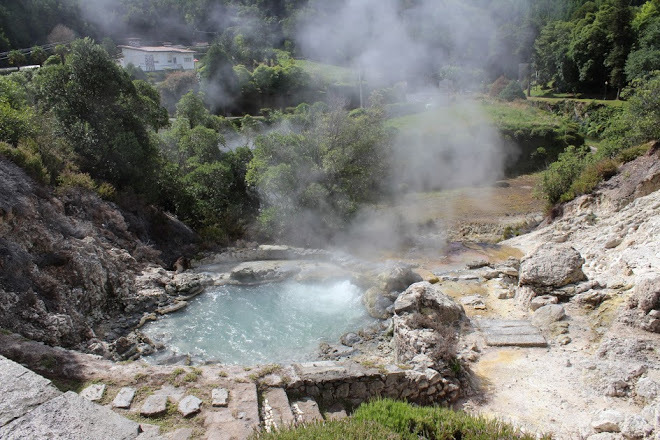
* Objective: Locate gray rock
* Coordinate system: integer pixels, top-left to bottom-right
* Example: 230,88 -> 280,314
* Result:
291,397 -> 323,425
592,410 -> 625,433
178,395 -> 202,417
262,387 -> 294,430
519,243 -> 586,289
530,295 -> 558,311
0,391 -> 139,440
394,282 -> 465,323
363,287 -> 394,319
79,383 -> 106,402
140,394 -> 168,417
531,304 -> 566,328
636,377 -> 660,403
626,276 -> 660,332
113,387 -> 136,409
0,355 -> 61,427
211,388 -> 229,407
621,415 -> 652,439
137,423 -> 161,439
377,264 -> 423,292
340,332 -> 361,347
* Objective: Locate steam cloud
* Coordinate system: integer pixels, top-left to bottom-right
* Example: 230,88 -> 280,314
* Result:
296,0 -> 515,254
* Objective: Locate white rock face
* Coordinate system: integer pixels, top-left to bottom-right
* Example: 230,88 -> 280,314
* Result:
592,410 -> 625,433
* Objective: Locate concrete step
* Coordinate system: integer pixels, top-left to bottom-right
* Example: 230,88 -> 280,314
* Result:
290,397 -> 323,425
261,387 -> 295,432
204,382 -> 259,440
475,319 -> 547,347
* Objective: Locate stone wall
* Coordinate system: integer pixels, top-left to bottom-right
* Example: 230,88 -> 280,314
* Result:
282,360 -> 460,406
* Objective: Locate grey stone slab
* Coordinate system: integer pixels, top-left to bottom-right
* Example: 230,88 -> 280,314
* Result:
113,387 -> 137,409
476,319 -> 534,329
263,388 -> 294,430
79,383 -> 106,402
140,394 -> 168,416
211,388 -> 229,407
0,355 -> 61,427
178,395 -> 202,417
204,408 -> 255,440
291,397 -> 323,424
0,391 -> 139,440
483,326 -> 542,336
228,382 -> 259,430
485,333 -> 547,347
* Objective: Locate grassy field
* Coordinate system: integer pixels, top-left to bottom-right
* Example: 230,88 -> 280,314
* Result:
385,98 -> 569,134
296,59 -> 357,85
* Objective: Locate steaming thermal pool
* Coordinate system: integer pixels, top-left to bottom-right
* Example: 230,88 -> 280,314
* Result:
142,280 -> 375,365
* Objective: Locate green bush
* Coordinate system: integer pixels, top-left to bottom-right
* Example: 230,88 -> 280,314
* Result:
56,171 -> 96,192
616,143 -> 651,163
0,141 -> 49,183
499,81 -> 526,101
489,76 -> 511,97
563,158 -> 618,202
538,145 -> 588,204
254,399 -> 547,440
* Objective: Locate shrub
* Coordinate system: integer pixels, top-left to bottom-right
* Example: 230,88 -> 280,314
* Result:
254,399 -> 549,440
499,81 -> 526,101
564,158 -> 618,202
489,76 -> 511,97
616,143 -> 651,163
56,171 -> 96,192
538,146 -> 588,205
0,141 -> 49,183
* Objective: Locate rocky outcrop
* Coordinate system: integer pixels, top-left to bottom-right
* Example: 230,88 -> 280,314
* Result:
0,157 -> 197,351
361,264 -> 423,319
621,277 -> 660,333
392,282 -> 466,371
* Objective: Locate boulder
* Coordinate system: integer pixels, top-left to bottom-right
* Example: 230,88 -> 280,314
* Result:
394,282 -> 466,324
377,265 -> 423,293
626,277 -> 660,333
140,394 -> 168,417
531,304 -> 566,328
530,295 -> 559,311
519,243 -> 586,290
363,287 -> 394,319
621,415 -> 653,439
592,410 -> 624,433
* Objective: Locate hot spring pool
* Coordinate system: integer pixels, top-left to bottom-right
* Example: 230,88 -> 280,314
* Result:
142,280 -> 375,365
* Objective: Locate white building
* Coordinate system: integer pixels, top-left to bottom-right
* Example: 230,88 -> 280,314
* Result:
119,45 -> 196,72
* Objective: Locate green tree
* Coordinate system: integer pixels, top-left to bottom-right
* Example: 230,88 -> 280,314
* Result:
604,0 -> 634,98
626,21 -> 660,80
8,50 -> 26,70
34,38 -> 167,191
246,102 -> 391,244
30,46 -> 47,66
175,91 -> 209,128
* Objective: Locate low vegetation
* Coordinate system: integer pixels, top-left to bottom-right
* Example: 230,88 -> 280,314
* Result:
253,399 -> 549,440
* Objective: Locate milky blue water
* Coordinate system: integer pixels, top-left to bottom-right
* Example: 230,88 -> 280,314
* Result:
142,280 -> 374,365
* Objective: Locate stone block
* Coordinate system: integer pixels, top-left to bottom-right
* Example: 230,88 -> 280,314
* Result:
0,355 -> 61,427
113,387 -> 136,409
0,391 -> 139,440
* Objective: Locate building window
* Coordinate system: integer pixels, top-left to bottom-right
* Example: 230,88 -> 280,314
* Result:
184,57 -> 192,63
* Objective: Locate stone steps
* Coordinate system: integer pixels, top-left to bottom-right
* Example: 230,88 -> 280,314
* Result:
476,319 -> 547,347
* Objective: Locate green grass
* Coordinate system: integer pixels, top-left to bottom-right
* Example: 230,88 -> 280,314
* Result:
296,59 -> 356,85
385,98 -> 566,134
253,399 -> 549,440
